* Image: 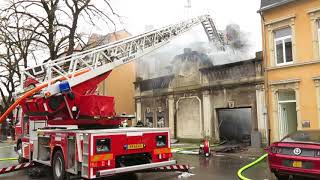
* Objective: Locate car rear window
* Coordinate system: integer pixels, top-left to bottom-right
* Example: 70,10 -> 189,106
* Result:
282,131 -> 320,144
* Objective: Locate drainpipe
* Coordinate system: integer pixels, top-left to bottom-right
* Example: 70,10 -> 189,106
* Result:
259,11 -> 271,146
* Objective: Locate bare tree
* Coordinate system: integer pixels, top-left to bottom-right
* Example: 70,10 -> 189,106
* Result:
2,0 -> 119,62
0,8 -> 41,138
0,0 -> 119,133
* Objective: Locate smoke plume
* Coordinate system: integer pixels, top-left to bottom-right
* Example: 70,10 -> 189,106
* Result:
136,23 -> 254,80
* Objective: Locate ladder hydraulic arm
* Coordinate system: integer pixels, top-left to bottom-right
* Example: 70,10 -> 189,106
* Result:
20,15 -> 224,97
0,15 -> 224,123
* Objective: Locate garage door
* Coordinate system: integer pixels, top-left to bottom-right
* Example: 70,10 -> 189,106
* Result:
177,97 -> 201,139
218,108 -> 252,143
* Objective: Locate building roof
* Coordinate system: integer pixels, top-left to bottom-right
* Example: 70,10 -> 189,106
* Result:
87,30 -> 131,48
259,0 -> 295,12
135,75 -> 174,91
200,53 -> 262,72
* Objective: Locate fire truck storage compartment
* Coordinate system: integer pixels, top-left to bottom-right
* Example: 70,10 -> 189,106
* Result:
78,95 -> 115,117
23,99 -> 50,121
24,98 -> 47,115
38,136 -> 51,161
67,137 -> 76,172
116,153 -> 152,167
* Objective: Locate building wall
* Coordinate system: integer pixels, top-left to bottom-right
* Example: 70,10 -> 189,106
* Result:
135,55 -> 265,142
137,91 -> 205,140
138,96 -> 168,128
97,31 -> 136,115
100,62 -> 136,115
261,0 -> 320,141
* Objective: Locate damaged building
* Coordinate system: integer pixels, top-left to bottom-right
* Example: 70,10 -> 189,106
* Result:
134,48 -> 266,144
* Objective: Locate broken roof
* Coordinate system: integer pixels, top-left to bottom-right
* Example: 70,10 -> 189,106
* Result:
259,0 -> 295,12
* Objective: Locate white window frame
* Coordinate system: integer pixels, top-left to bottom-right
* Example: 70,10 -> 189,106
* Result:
274,35 -> 293,66
278,90 -> 296,104
277,98 -> 297,140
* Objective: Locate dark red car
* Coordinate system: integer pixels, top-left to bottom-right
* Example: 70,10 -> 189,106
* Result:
266,130 -> 320,179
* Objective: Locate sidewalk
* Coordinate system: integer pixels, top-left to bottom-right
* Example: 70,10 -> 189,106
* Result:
0,139 -> 15,145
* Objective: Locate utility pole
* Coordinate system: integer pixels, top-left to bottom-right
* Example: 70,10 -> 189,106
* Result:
184,0 -> 192,19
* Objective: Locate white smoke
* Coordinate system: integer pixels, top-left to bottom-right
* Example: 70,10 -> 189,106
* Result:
136,23 -> 255,80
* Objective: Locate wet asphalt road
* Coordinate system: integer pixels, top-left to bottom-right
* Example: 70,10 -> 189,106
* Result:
0,142 -> 276,180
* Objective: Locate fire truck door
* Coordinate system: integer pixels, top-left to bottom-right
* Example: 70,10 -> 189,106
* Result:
29,120 -> 46,141
13,107 -> 23,139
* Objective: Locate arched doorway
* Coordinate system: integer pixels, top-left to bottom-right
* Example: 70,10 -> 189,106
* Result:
176,97 -> 202,139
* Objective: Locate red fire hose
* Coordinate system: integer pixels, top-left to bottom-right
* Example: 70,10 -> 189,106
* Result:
0,83 -> 48,123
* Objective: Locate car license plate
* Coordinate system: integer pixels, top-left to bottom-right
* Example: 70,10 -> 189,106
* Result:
128,144 -> 144,150
292,161 -> 302,168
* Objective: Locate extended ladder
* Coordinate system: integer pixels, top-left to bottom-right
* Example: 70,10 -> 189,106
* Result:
20,15 -> 224,97
202,18 -> 224,50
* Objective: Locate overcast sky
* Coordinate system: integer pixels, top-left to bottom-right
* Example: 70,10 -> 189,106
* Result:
0,0 -> 263,55
0,0 -> 263,59
106,0 -> 262,54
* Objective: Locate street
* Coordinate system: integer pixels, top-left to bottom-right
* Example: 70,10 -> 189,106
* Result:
0,142 -> 276,180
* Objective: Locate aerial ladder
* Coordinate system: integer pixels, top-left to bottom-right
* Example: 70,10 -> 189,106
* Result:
0,15 -> 224,179
0,15 -> 224,124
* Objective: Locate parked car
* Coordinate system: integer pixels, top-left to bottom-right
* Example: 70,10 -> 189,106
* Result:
266,130 -> 320,179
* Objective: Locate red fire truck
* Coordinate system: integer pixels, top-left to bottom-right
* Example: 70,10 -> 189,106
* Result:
0,15 -> 224,179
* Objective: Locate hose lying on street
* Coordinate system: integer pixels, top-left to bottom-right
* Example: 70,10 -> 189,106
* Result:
237,153 -> 268,180
0,157 -> 18,161
171,140 -> 227,152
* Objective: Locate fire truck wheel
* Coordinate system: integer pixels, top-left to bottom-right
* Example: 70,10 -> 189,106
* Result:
118,173 -> 139,180
53,150 -> 66,180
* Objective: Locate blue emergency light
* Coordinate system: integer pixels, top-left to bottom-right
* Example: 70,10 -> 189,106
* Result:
59,81 -> 71,92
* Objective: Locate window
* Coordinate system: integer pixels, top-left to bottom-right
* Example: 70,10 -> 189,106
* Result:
96,138 -> 111,153
14,107 -> 21,126
274,28 -> 293,65
23,115 -> 29,136
156,135 -> 167,147
282,130 -> 320,144
278,91 -> 296,102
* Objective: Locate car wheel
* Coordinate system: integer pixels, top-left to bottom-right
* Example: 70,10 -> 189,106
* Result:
274,172 -> 290,180
52,150 -> 66,180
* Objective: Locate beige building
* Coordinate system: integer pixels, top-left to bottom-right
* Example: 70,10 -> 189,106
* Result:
89,30 -> 136,115
259,0 -> 320,142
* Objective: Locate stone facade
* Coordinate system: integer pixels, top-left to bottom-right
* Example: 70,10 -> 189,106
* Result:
134,50 -> 265,143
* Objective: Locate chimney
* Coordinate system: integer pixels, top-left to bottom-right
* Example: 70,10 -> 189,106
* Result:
183,48 -> 192,54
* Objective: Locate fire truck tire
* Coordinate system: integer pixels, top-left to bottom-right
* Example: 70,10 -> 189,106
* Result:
52,150 -> 66,180
118,173 -> 139,180
17,142 -> 28,163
